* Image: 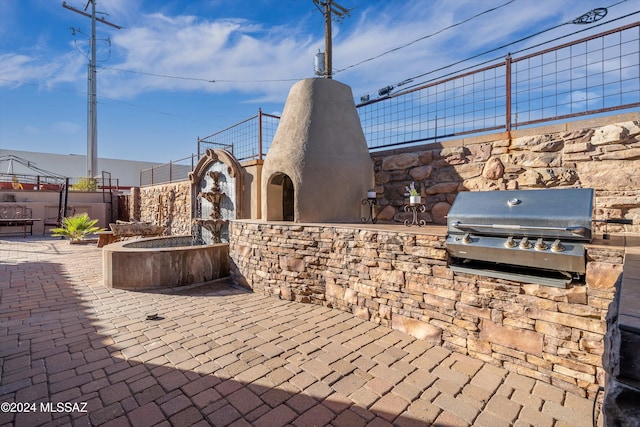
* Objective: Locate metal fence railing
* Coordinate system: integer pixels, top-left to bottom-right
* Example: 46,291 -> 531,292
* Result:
0,173 -> 119,191
139,109 -> 280,186
358,21 -> 640,150
139,155 -> 197,187
198,109 -> 280,162
140,22 -> 639,186
509,22 -> 640,127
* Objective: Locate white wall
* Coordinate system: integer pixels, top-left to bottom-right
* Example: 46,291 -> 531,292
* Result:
0,149 -> 162,188
0,189 -> 116,234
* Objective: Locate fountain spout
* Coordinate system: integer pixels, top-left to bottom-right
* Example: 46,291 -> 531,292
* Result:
199,190 -> 225,220
198,170 -> 225,220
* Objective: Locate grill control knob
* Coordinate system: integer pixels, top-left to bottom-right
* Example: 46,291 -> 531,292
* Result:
551,239 -> 565,252
535,238 -> 548,251
519,237 -> 531,249
504,236 -> 517,248
462,233 -> 472,244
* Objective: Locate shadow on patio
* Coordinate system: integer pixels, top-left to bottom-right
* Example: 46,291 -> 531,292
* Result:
0,241 -> 459,426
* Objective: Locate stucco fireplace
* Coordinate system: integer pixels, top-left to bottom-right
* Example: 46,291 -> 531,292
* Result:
262,78 -> 374,223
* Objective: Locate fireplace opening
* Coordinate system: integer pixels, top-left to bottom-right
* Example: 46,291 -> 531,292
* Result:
266,173 -> 294,221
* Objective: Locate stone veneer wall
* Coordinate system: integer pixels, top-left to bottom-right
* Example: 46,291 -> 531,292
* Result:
230,221 -> 624,398
371,115 -> 640,232
131,182 -> 192,236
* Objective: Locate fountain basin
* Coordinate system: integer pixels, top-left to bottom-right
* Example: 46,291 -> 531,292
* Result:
103,235 -> 229,290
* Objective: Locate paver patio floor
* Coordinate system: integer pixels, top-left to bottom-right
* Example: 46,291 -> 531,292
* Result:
0,237 -> 600,426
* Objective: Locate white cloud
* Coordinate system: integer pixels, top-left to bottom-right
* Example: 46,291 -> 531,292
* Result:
4,0 -> 637,105
95,11 -> 319,100
0,52 -> 85,90
0,54 -> 50,86
50,121 -> 83,134
23,125 -> 41,136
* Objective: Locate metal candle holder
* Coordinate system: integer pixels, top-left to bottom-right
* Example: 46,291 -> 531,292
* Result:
404,203 -> 426,227
361,197 -> 378,224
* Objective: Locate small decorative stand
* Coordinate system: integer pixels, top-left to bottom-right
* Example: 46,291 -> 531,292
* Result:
361,196 -> 378,224
404,200 -> 426,227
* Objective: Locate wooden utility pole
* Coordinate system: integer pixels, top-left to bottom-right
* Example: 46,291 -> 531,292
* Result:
323,1 -> 332,79
313,0 -> 350,79
62,1 -> 121,179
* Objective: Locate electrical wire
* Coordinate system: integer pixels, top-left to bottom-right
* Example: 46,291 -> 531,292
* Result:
100,67 -> 216,83
95,0 -> 522,83
0,78 -> 215,126
4,1 -> 634,98
98,1 -> 631,89
405,7 -> 613,85
510,9 -> 638,57
380,4 -> 638,97
82,0 -> 627,87
100,66 -> 301,83
333,0 -> 518,75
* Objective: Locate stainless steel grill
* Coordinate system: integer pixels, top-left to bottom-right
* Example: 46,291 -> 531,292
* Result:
446,188 -> 594,287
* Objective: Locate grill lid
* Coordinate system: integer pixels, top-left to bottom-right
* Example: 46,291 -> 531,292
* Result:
447,188 -> 594,241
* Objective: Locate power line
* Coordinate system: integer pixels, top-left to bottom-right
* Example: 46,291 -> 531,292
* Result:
102,67 -> 216,83
375,3 -> 635,98
6,1 -> 634,111
0,78 -> 215,127
334,0 -> 517,75
7,8 -> 633,101
99,66 -> 301,83
90,1 -> 631,90
98,0 -> 517,84
97,0 -> 542,84
511,8 -> 637,56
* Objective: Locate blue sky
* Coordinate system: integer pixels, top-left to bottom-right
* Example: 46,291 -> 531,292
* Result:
1,0 -> 638,163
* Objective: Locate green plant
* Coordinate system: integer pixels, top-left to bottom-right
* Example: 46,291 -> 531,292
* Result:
71,177 -> 97,192
51,213 -> 105,243
406,182 -> 419,196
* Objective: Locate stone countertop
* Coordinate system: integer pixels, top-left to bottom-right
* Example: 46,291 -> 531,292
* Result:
232,220 -> 640,243
588,233 -> 640,251
230,219 -> 449,237
232,220 -> 640,245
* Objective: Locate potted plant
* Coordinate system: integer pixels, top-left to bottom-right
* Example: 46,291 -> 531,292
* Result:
51,213 -> 105,244
70,177 -> 98,192
406,182 -> 422,205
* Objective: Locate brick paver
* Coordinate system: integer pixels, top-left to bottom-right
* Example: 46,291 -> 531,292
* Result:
0,237 -> 598,426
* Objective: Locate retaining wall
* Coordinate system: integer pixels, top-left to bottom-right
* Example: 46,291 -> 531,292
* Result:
130,182 -> 192,236
371,113 -> 640,234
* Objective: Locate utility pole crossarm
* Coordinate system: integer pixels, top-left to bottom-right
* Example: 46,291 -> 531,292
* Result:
62,2 -> 122,29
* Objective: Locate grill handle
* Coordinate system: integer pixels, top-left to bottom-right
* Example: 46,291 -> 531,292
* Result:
450,221 -> 588,236
594,219 -> 633,225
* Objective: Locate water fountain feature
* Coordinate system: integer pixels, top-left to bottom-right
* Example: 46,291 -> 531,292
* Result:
104,148 -> 243,290
195,171 -> 228,243
189,149 -> 244,244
